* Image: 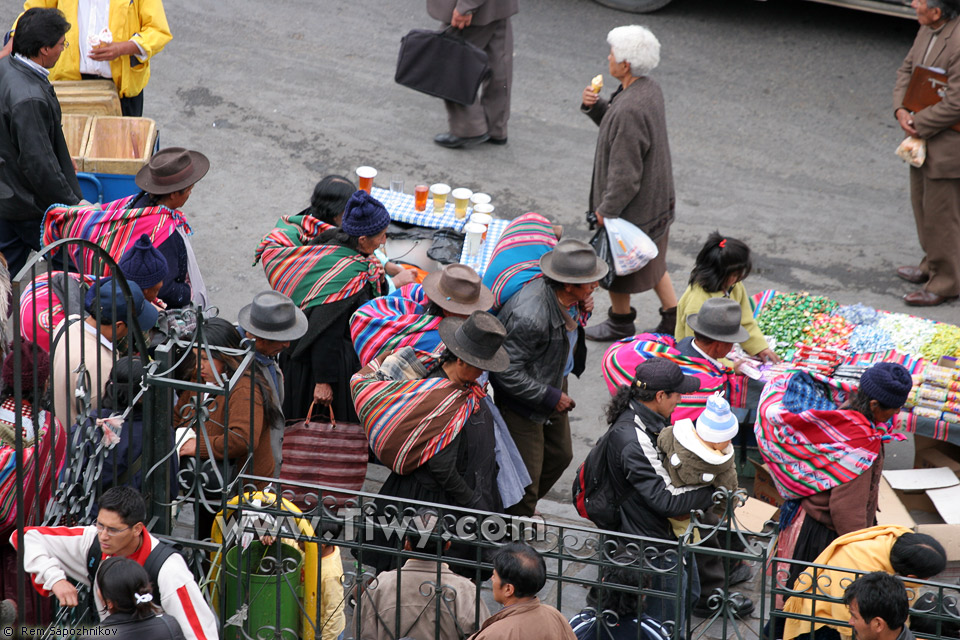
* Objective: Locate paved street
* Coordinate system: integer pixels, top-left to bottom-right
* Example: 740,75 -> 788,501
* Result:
3,0 -> 936,504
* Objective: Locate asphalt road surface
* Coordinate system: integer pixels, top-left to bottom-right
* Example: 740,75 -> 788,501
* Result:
5,0 -> 937,503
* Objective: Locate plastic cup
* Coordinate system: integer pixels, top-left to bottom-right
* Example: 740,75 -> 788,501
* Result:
414,184 -> 429,212
430,183 -> 450,213
356,166 -> 377,193
470,192 -> 491,207
452,188 -> 473,220
469,212 -> 492,240
472,203 -> 494,217
390,176 -> 404,193
463,222 -> 486,257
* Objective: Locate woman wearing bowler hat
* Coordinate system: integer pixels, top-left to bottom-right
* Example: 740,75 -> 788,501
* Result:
127,147 -> 210,308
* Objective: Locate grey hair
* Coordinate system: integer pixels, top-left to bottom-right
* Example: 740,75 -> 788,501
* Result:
607,25 -> 660,77
928,0 -> 960,20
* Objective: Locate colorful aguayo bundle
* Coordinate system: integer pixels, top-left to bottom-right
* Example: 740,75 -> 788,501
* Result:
350,283 -> 444,367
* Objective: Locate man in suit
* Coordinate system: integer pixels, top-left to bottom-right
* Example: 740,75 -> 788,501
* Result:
893,0 -> 960,306
427,0 -> 518,149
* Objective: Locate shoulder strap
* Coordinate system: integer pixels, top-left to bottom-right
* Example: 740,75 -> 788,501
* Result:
143,541 -> 180,604
87,537 -> 102,619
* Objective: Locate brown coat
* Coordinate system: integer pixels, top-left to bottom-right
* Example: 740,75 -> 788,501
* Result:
801,447 -> 884,536
426,0 -> 518,26
177,375 -> 274,487
583,77 -> 676,241
893,16 -> 960,179
469,598 -> 575,640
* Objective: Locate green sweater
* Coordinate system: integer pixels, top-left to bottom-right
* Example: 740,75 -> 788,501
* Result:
674,281 -> 768,356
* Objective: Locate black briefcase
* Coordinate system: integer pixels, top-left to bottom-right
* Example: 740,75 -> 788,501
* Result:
395,27 -> 490,106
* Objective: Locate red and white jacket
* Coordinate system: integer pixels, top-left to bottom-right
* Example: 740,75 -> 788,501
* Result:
11,526 -> 218,640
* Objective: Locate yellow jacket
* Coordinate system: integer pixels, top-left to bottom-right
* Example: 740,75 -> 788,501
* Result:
17,0 -> 171,97
782,525 -> 913,640
675,281 -> 768,356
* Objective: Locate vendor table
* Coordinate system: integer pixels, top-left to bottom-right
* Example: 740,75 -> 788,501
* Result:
372,186 -> 507,277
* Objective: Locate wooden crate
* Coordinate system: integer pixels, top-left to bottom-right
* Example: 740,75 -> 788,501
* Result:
82,116 -> 157,175
61,114 -> 92,172
53,80 -> 121,117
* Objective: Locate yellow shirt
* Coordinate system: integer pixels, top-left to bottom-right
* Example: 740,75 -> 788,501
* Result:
16,0 -> 172,97
319,549 -> 345,640
675,281 -> 768,356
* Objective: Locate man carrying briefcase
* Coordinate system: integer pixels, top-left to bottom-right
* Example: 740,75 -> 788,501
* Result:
427,0 -> 518,149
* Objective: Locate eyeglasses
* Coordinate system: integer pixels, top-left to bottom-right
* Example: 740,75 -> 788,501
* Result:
62,40 -> 69,49
95,521 -> 131,537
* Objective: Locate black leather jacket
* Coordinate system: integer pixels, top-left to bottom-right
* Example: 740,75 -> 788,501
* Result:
491,278 -> 584,423
0,56 -> 81,221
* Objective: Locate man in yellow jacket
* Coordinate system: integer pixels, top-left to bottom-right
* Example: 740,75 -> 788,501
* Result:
2,0 -> 171,116
780,525 -> 945,640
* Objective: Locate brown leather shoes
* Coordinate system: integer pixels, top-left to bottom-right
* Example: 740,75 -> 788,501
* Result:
903,290 -> 958,306
896,266 -> 929,284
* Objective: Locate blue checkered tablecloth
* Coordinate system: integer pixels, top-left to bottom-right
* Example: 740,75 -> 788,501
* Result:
372,187 -> 466,232
460,218 -> 508,277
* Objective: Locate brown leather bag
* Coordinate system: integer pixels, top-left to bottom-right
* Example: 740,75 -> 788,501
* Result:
904,65 -> 960,133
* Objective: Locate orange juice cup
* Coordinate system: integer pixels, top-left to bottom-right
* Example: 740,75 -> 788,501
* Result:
356,166 -> 377,192
414,184 -> 429,211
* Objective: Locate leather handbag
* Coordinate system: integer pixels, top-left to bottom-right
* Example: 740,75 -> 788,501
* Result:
588,227 -> 616,289
395,27 -> 490,106
279,403 -> 369,511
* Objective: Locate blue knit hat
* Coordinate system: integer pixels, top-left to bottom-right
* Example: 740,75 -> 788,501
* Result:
696,393 -> 739,443
859,362 -> 912,409
341,190 -> 390,238
117,234 -> 168,290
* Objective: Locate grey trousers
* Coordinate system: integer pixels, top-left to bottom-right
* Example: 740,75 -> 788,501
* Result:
910,166 -> 960,297
443,17 -> 513,139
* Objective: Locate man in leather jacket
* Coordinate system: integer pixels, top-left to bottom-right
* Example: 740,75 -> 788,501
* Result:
491,239 -> 607,517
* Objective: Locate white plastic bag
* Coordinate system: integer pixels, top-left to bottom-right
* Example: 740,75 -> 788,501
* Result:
896,136 -> 926,168
604,217 -> 659,276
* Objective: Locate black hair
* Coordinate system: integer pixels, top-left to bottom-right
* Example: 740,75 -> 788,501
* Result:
98,486 -> 146,527
97,557 -> 159,619
494,542 -> 547,598
311,228 -> 361,253
605,373 -> 660,424
423,301 -> 446,317
309,175 -> 357,226
692,330 -> 724,347
845,391 -> 894,425
594,563 -> 646,616
842,572 -> 908,631
320,519 -> 343,541
12,8 -> 70,58
103,356 -> 146,410
201,317 -> 282,430
688,231 -> 752,294
890,533 -> 947,579
541,275 -> 566,291
929,0 -> 960,20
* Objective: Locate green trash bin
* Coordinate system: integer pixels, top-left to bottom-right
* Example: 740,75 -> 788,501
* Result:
222,541 -> 303,640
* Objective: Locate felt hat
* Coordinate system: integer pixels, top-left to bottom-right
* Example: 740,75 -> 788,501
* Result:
438,311 -> 510,372
685,297 -> 750,343
117,234 -> 168,290
341,190 -> 391,238
238,291 -> 308,342
858,362 -> 912,409
633,357 -> 700,394
421,264 -> 494,315
696,393 -> 739,443
135,147 -> 209,195
539,239 -> 609,284
84,277 -> 159,330
2,341 -> 49,393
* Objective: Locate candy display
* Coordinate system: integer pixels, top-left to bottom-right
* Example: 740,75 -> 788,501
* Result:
800,313 -> 855,351
757,292 -> 839,353
875,314 -> 937,355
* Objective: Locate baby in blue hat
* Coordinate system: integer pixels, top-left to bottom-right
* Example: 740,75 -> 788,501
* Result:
657,392 -> 740,526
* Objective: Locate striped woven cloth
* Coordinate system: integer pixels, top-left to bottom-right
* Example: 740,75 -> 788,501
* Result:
755,371 -> 886,501
254,213 -> 383,310
42,196 -> 192,274
483,212 -> 558,310
19,271 -> 95,353
0,398 -> 66,533
350,283 -> 443,367
350,350 -> 485,475
601,333 -> 747,423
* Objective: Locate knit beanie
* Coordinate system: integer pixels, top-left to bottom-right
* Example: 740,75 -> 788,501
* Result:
859,362 -> 912,409
341,190 -> 390,238
2,341 -> 49,393
117,234 -> 168,290
696,393 -> 739,443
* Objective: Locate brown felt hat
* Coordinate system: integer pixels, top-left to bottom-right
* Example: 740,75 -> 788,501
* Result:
135,147 -> 210,195
421,264 -> 494,315
438,311 -> 510,372
539,239 -> 608,284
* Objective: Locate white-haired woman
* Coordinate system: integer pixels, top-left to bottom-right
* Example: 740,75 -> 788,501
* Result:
581,25 -> 679,342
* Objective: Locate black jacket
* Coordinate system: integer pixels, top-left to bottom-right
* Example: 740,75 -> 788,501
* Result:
96,612 -> 186,640
0,56 -> 81,222
491,278 -> 585,422
606,400 -> 713,541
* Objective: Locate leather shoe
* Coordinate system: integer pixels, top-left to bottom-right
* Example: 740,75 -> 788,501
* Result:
433,132 -> 490,149
897,266 -> 929,284
487,136 -> 508,145
903,290 -> 957,307
693,593 -> 755,619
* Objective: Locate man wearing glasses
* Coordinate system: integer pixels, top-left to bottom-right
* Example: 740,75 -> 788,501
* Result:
11,486 -> 216,640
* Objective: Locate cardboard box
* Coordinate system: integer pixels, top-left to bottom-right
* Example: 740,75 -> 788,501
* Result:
877,470 -> 960,561
735,496 -> 779,533
82,116 -> 157,175
752,463 -> 784,509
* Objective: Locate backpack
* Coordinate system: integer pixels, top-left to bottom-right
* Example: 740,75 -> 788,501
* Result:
86,536 -> 184,617
572,426 -> 635,531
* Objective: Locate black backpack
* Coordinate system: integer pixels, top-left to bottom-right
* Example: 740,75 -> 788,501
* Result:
85,537 -> 184,617
572,426 -> 635,531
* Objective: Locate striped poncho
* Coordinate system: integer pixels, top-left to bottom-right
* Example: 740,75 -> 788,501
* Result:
254,213 -> 383,310
350,350 -> 485,475
42,196 -> 192,274
601,333 -> 746,423
350,283 -> 443,367
755,372 -> 886,501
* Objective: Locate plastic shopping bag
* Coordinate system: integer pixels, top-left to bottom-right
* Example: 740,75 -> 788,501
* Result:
604,217 -> 659,276
896,136 -> 926,168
